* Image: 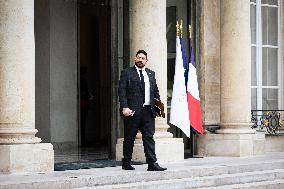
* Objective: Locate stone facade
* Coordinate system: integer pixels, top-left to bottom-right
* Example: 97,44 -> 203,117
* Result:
199,0 -> 221,127
0,0 -> 283,174
0,0 -> 54,173
197,0 -> 266,157
282,2 -> 284,106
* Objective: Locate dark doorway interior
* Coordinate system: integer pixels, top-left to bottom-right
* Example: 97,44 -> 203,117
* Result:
79,1 -> 111,155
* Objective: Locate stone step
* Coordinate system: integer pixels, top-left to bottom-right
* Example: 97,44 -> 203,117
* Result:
77,169 -> 284,189
203,179 -> 284,189
1,157 -> 284,189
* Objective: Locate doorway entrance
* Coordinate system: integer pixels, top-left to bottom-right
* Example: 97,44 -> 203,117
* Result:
78,1 -> 111,156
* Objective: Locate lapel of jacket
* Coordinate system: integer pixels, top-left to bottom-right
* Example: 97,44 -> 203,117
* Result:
131,66 -> 143,91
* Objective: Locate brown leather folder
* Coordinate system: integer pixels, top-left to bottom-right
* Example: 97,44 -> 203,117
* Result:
154,98 -> 165,118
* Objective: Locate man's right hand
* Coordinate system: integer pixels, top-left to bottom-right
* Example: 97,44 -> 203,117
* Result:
122,108 -> 133,117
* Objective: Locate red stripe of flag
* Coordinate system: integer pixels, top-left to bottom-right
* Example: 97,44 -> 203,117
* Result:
187,92 -> 204,134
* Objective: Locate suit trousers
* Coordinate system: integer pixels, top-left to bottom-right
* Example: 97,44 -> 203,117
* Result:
122,105 -> 157,164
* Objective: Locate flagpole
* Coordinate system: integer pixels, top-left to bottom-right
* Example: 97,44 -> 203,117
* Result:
189,25 -> 192,38
180,20 -> 184,139
188,24 -> 203,159
175,20 -> 181,139
176,21 -> 180,37
188,25 -> 194,158
180,20 -> 183,38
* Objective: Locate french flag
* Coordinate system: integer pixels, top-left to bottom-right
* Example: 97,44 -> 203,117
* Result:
187,39 -> 204,134
169,36 -> 191,138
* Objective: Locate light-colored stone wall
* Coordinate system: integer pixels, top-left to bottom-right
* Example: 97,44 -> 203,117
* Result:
50,0 -> 78,145
198,133 -> 265,156
0,0 -> 40,144
265,135 -> 284,152
0,143 -> 54,173
35,0 -> 51,143
220,0 -> 251,126
0,1 -> 32,124
199,0 -> 221,127
0,0 -> 54,173
280,0 -> 284,110
197,0 -> 263,157
35,0 -> 78,146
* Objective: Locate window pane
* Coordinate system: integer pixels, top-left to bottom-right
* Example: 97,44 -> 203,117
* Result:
262,89 -> 278,109
262,47 -> 278,86
167,58 -> 175,91
262,0 -> 278,5
262,6 -> 278,45
250,4 -> 256,44
251,88 -> 257,110
166,6 -> 176,53
251,46 -> 257,85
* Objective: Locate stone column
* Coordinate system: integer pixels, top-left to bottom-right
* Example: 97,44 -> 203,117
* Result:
218,0 -> 253,134
198,0 -> 265,156
116,0 -> 184,162
198,0 -> 221,129
129,0 -> 172,139
0,0 -> 53,173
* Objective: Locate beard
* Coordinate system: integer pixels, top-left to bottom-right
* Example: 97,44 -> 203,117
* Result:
135,61 -> 145,68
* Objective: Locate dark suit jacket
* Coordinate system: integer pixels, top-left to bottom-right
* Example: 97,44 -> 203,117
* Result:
118,66 -> 160,117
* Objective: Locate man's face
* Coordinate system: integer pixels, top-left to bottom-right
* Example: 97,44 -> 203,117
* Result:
134,53 -> 147,68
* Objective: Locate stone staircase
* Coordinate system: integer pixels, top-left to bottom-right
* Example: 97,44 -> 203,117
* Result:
81,169 -> 284,189
77,160 -> 284,189
1,153 -> 284,189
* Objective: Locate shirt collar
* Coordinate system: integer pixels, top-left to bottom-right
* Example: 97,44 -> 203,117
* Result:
135,65 -> 145,71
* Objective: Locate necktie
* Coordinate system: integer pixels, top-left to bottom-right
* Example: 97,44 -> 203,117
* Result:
139,70 -> 145,100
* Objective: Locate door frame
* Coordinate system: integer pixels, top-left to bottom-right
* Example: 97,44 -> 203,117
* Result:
77,0 -> 114,158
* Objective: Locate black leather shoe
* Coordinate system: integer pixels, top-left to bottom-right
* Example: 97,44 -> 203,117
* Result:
122,163 -> 135,170
147,163 -> 167,171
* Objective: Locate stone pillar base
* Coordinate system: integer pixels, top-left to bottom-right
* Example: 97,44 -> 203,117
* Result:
197,132 -> 265,157
0,143 -> 54,174
116,138 -> 184,163
265,134 -> 284,152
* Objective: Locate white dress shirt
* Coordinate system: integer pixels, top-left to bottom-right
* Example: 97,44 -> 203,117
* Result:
135,65 -> 150,105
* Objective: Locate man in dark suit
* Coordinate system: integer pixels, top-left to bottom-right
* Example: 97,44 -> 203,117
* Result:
118,50 -> 167,171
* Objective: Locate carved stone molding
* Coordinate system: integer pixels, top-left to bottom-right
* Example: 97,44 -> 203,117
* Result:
0,128 -> 41,144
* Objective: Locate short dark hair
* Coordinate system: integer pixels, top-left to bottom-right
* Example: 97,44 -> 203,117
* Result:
136,50 -> 147,59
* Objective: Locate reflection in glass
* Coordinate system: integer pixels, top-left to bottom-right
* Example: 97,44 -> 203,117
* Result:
251,88 -> 257,110
250,4 -> 256,44
251,46 -> 257,86
262,47 -> 278,86
261,0 -> 278,5
262,89 -> 278,109
166,6 -> 176,53
262,6 -> 278,46
167,58 -> 175,100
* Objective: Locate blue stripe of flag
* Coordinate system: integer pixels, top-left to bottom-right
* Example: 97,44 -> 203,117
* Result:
180,37 -> 188,87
